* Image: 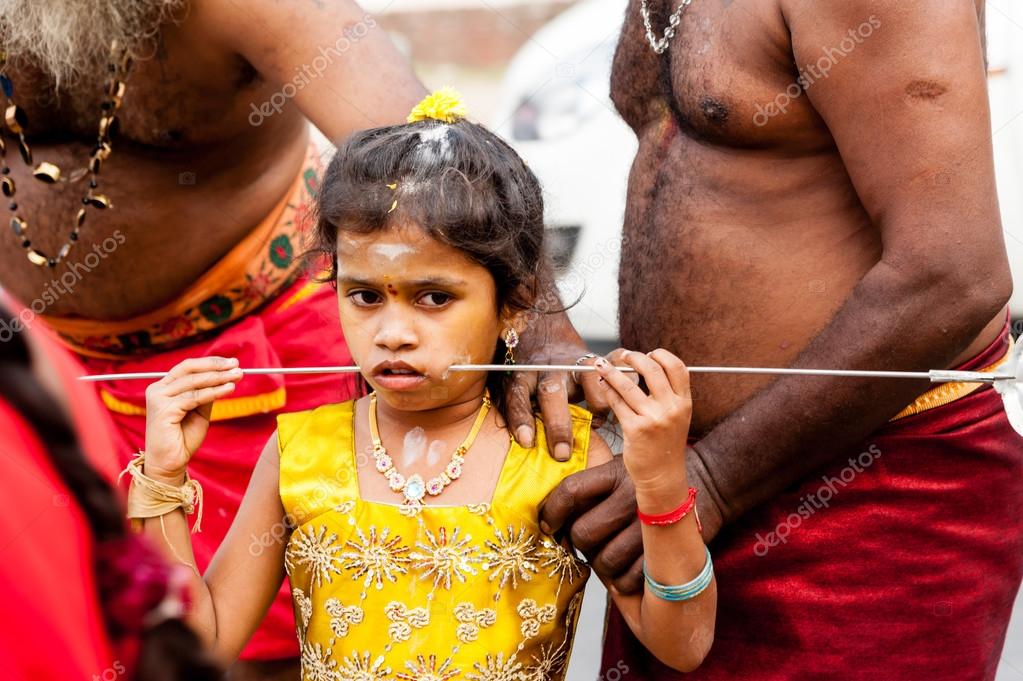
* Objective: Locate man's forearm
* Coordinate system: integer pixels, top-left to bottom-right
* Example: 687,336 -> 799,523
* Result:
688,260 -> 1008,534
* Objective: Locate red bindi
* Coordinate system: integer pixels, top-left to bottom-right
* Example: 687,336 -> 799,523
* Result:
386,284 -> 398,296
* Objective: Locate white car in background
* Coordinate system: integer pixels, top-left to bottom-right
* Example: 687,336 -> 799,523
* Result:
491,0 -> 632,352
494,0 -> 1023,346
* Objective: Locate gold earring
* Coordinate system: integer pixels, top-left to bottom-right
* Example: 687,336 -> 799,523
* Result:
503,327 -> 519,366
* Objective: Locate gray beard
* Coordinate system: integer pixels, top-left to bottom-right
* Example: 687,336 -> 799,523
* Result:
0,0 -> 184,89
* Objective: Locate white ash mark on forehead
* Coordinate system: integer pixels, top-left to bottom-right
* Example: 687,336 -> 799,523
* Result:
369,243 -> 418,262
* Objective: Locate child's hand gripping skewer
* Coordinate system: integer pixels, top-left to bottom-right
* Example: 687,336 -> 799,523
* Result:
593,350 -> 692,496
142,356 -> 244,484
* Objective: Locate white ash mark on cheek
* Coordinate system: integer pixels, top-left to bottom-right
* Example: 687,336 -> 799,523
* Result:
399,426 -> 427,467
441,350 -> 474,380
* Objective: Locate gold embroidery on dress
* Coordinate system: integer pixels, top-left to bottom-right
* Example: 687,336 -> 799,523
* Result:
516,599 -> 557,639
336,651 -> 391,681
280,401 -> 596,681
300,640 -> 340,681
410,526 -> 480,591
483,525 -> 538,596
466,651 -> 525,681
325,597 -> 364,638
293,587 -> 313,638
524,591 -> 583,680
396,654 -> 460,681
340,526 -> 411,590
287,525 -> 344,587
454,602 -> 498,643
536,539 -> 586,599
384,601 -> 430,642
525,641 -> 569,681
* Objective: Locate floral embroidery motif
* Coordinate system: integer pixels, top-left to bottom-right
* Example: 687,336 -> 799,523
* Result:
454,602 -> 498,643
300,640 -> 341,681
410,526 -> 479,591
384,601 -> 430,643
536,539 -> 586,598
198,294 -> 234,324
483,525 -> 538,593
466,503 -> 491,515
269,234 -> 294,269
525,641 -> 569,681
517,599 -> 557,639
396,654 -> 460,681
465,652 -> 524,681
336,651 -> 391,681
340,526 -> 410,590
293,587 -> 313,637
325,597 -> 364,638
287,525 -> 344,587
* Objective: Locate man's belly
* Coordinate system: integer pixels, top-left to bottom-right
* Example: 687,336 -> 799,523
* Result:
0,112 -> 310,320
617,130 -> 1001,434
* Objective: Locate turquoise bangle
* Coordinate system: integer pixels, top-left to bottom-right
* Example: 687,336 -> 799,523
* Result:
643,546 -> 714,602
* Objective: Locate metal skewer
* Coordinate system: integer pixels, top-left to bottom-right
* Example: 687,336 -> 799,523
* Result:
74,338 -> 1023,436
75,363 -> 1013,384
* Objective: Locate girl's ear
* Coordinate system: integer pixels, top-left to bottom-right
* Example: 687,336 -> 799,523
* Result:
499,308 -> 529,339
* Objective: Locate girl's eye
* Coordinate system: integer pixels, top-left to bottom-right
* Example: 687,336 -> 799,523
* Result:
348,290 -> 382,306
418,292 -> 453,308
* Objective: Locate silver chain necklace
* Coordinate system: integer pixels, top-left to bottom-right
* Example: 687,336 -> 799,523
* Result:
640,0 -> 694,54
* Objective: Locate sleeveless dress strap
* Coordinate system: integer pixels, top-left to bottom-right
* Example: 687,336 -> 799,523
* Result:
277,400 -> 360,526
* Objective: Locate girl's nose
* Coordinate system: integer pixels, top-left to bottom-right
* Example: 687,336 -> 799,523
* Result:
373,312 -> 418,351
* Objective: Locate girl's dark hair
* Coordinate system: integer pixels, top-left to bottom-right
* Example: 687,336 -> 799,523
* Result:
0,305 -> 221,681
312,118 -> 560,421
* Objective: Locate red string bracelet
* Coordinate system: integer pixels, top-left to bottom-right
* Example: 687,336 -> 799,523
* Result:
637,486 -> 702,533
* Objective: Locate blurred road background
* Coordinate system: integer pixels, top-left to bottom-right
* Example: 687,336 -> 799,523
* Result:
318,0 -> 1023,677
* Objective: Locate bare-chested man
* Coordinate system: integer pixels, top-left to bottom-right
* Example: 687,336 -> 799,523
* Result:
535,0 -> 1023,678
0,1 -> 424,678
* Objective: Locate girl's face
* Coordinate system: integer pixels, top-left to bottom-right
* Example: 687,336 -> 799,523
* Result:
336,224 -> 507,410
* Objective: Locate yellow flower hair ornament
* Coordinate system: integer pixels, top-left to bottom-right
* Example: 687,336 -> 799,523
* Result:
407,87 -> 467,124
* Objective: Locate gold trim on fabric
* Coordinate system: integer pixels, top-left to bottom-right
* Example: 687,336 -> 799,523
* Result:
889,336 -> 1013,421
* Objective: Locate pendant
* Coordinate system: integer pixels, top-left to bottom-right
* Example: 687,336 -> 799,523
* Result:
403,474 -> 426,505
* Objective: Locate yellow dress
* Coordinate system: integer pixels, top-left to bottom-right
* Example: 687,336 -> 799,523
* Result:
277,400 -> 593,681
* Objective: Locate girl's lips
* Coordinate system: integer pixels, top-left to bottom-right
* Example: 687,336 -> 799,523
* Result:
372,372 -> 428,391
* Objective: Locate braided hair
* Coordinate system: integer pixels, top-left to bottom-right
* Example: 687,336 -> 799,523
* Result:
0,304 -> 221,681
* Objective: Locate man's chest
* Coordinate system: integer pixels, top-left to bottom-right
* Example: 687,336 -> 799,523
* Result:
611,0 -> 829,148
8,24 -> 269,148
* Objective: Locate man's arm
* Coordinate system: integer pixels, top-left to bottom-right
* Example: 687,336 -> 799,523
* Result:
691,0 -> 1010,532
202,0 -> 426,141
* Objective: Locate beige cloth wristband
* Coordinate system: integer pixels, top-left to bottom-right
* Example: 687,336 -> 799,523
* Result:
118,451 -> 204,533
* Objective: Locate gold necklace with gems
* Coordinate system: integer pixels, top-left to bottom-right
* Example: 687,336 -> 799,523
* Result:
369,390 -> 491,509
0,41 -> 131,268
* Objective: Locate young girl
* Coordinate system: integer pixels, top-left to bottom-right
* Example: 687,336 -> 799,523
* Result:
130,90 -> 716,679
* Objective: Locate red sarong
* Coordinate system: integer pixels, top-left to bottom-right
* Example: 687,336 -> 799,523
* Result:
603,327 -> 1023,680
77,277 -> 356,660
